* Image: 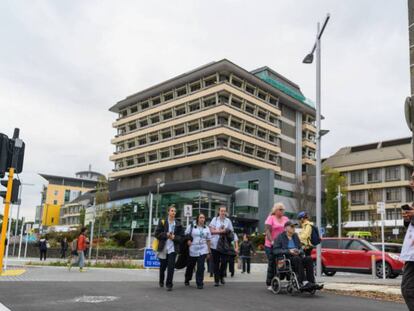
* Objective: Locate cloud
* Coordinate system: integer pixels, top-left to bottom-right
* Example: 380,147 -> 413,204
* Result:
0,0 -> 410,220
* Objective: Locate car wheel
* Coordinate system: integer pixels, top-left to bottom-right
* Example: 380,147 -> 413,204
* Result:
388,272 -> 399,279
324,270 -> 336,277
376,261 -> 392,278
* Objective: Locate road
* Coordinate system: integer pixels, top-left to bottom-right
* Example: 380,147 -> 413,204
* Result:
0,281 -> 406,311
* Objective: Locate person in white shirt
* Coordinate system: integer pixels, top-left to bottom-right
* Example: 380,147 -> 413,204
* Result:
401,171 -> 414,310
184,213 -> 211,289
154,206 -> 184,291
209,206 -> 234,287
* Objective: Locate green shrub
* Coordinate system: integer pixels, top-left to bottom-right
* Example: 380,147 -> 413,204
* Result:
111,231 -> 130,246
251,233 -> 265,248
125,240 -> 135,249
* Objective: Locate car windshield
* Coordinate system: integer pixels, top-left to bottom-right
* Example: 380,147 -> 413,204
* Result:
372,243 -> 402,253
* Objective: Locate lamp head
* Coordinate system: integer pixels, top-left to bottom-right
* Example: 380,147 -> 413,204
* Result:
303,53 -> 314,64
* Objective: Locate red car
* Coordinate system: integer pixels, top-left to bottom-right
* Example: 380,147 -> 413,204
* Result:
311,238 -> 404,278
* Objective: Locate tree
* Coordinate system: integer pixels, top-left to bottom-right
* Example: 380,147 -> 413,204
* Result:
94,176 -> 109,262
324,167 -> 349,236
293,173 -> 316,217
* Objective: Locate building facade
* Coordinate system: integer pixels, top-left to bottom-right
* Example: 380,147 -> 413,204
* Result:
107,59 -> 316,232
37,169 -> 104,227
323,137 -> 413,238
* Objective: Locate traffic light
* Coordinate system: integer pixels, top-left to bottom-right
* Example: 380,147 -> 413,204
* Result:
0,178 -> 21,204
0,129 -> 25,177
0,134 -> 9,178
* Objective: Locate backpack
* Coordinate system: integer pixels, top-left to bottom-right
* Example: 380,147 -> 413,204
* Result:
310,225 -> 321,246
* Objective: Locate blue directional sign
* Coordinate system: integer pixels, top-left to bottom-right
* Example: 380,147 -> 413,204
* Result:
144,248 -> 160,268
319,227 -> 326,237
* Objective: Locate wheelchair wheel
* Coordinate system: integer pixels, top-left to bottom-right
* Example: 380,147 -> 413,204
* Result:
271,277 -> 281,294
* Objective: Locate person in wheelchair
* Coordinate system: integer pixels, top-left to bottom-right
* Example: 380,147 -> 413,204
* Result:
273,221 -> 321,291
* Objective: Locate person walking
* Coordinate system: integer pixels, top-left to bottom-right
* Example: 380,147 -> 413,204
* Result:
209,206 -> 234,287
184,213 -> 211,289
77,228 -> 89,272
297,211 -> 315,257
226,233 -> 239,278
155,205 -> 184,291
401,171 -> 414,310
38,236 -> 48,261
265,203 -> 289,290
239,234 -> 256,274
60,237 -> 68,259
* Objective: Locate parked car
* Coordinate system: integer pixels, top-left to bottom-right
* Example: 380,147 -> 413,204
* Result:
372,242 -> 402,255
311,238 -> 404,278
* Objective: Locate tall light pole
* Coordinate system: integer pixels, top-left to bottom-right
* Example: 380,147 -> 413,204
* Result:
303,13 -> 330,278
336,185 -> 343,238
154,178 -> 165,224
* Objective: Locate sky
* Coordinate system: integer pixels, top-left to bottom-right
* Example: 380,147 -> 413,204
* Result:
0,0 -> 411,221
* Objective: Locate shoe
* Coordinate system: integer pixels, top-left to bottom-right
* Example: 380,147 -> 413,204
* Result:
267,286 -> 273,291
220,278 -> 225,285
315,283 -> 324,290
184,281 -> 190,286
159,283 -> 164,288
231,273 -> 234,278
247,272 -> 250,274
241,271 -> 245,274
197,285 -> 203,289
79,268 -> 86,272
214,282 -> 220,287
166,287 -> 172,292
210,273 -> 213,277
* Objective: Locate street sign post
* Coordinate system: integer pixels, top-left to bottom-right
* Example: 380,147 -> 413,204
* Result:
377,202 -> 386,280
130,220 -> 137,241
184,204 -> 192,227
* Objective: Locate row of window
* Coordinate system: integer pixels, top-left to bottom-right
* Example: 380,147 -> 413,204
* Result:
350,187 -> 413,205
116,113 -> 281,153
117,91 -> 281,137
118,72 -> 281,120
350,209 -> 402,221
302,131 -> 316,143
114,135 -> 280,171
349,166 -> 407,185
302,147 -> 316,160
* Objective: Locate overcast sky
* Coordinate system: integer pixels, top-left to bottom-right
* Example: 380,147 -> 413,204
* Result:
0,0 -> 410,221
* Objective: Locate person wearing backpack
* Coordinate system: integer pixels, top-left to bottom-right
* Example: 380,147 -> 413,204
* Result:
297,211 -> 320,256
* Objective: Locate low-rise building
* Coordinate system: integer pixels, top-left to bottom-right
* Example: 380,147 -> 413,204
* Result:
323,137 -> 412,239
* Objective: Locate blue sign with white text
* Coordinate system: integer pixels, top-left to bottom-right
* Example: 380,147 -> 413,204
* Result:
144,248 -> 160,268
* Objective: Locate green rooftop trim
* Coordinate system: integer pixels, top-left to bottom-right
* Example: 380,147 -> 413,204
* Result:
254,71 -> 315,109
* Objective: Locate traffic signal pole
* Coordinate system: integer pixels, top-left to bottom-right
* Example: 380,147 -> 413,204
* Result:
0,167 -> 15,274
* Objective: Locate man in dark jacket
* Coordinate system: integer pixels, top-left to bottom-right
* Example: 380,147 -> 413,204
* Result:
273,221 -> 316,289
155,205 -> 184,291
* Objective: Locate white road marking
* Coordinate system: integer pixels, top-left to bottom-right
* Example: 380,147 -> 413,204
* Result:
73,296 -> 119,303
0,302 -> 11,311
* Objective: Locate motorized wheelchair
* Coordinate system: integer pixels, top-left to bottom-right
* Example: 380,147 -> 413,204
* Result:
270,255 -> 319,296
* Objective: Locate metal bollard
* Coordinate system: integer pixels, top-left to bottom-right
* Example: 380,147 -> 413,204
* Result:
371,255 -> 376,279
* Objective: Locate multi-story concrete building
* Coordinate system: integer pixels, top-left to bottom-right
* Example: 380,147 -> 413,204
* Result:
106,59 -> 316,232
37,169 -> 104,227
323,137 -> 412,238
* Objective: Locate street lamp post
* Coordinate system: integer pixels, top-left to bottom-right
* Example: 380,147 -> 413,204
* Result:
155,178 -> 165,225
336,185 -> 343,238
303,13 -> 330,278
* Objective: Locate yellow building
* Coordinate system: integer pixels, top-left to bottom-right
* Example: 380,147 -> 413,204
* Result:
38,171 -> 103,227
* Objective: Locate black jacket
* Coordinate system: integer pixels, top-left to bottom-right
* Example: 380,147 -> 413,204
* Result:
239,241 -> 255,257
155,219 -> 184,253
273,232 -> 304,258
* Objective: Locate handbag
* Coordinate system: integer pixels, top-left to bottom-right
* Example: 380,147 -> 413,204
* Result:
175,224 -> 194,269
152,219 -> 165,251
